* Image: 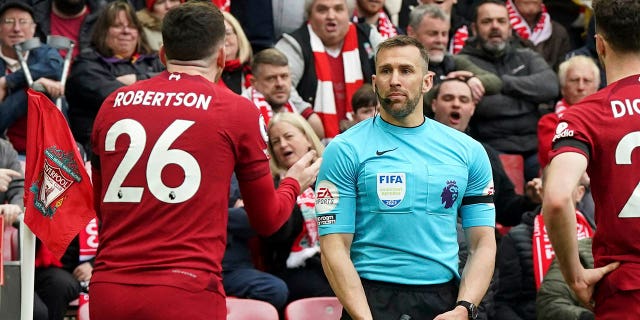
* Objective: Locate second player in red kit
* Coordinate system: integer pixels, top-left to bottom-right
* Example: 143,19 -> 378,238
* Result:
543,0 -> 640,318
88,3 -> 321,319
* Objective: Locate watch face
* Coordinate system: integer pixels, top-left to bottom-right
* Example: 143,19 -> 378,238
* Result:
470,304 -> 478,319
457,301 -> 478,319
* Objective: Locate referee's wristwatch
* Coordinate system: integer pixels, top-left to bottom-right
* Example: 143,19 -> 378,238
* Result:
456,300 -> 478,320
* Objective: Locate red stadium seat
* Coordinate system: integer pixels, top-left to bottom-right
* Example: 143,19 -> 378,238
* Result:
226,297 -> 279,320
285,297 -> 343,320
498,154 -> 525,194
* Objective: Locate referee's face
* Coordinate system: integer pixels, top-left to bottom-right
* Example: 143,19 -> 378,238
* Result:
373,45 -> 431,124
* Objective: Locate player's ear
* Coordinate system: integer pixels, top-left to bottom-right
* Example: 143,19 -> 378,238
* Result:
595,34 -> 607,61
217,46 -> 225,70
422,71 -> 433,94
159,46 -> 167,66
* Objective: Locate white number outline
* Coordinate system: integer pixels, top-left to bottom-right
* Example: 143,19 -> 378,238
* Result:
103,119 -> 201,204
615,131 -> 640,218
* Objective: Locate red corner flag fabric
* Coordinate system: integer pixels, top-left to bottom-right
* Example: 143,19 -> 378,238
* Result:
24,89 -> 96,259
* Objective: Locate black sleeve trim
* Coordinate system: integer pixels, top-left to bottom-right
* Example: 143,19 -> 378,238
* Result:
462,195 -> 494,205
552,138 -> 591,160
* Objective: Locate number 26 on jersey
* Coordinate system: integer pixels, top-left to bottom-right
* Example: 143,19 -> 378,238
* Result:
103,119 -> 201,204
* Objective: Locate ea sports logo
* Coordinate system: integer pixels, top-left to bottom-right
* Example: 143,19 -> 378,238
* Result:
316,180 -> 339,213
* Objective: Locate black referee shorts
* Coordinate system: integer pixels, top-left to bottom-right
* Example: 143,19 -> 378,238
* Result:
341,278 -> 458,320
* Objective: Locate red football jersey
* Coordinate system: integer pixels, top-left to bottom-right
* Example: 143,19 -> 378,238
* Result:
537,112 -> 558,168
550,75 -> 640,271
90,71 -> 271,295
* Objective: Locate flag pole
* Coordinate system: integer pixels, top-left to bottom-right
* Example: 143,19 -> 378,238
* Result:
19,214 -> 35,320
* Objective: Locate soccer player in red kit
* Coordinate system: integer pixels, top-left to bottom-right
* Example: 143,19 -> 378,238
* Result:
543,0 -> 640,318
87,3 -> 321,319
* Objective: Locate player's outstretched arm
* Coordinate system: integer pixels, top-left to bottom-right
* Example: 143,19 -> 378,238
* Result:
240,151 -> 321,236
284,151 -> 322,192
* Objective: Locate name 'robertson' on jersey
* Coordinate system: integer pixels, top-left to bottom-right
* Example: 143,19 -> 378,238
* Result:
112,90 -> 212,110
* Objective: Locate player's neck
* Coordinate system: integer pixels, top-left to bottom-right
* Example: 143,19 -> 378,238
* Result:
604,52 -> 640,84
166,61 -> 218,83
380,107 -> 425,127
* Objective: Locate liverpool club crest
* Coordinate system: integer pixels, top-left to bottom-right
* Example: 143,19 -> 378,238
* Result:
30,146 -> 83,218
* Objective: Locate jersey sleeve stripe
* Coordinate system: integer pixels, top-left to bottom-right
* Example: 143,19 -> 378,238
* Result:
552,138 -> 591,159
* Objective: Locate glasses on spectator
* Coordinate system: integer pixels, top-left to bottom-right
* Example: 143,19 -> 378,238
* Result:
110,24 -> 138,32
1,18 -> 34,27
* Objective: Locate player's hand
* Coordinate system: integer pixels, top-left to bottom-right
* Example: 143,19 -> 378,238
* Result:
73,262 -> 93,282
116,74 -> 137,86
0,204 -> 22,228
0,168 -> 21,192
569,262 -> 619,310
525,177 -> 543,203
433,305 -> 469,320
284,150 -> 322,193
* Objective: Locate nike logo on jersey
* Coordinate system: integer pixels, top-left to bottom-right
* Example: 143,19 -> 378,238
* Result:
376,147 -> 398,156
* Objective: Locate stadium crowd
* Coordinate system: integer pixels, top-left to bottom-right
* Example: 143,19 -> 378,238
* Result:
0,0 -> 617,319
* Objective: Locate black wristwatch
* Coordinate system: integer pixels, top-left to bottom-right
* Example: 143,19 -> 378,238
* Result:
456,300 -> 478,320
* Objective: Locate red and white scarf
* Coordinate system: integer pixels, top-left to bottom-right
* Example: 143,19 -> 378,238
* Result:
532,210 -> 593,289
309,23 -> 362,138
286,187 -> 320,268
246,86 -> 296,124
449,25 -> 469,55
352,9 -> 398,39
376,11 -> 398,39
506,0 -> 552,45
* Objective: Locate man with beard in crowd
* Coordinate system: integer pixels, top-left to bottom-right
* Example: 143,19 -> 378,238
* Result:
459,0 -> 558,182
